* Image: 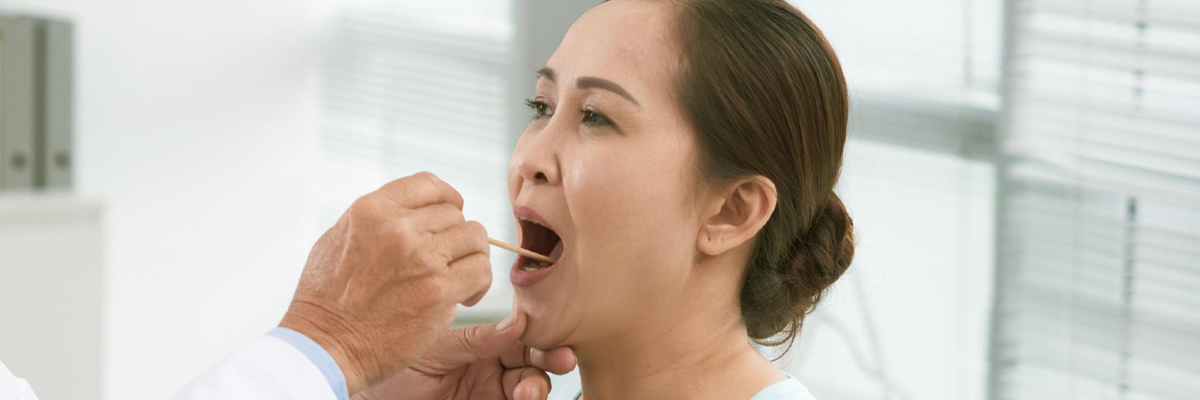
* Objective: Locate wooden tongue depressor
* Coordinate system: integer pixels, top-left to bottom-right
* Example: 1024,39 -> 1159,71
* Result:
488,237 -> 557,264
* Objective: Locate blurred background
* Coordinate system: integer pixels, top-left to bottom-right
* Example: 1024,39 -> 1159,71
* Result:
0,0 -> 1196,399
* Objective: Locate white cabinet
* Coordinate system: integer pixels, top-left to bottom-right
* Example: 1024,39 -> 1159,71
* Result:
0,193 -> 103,400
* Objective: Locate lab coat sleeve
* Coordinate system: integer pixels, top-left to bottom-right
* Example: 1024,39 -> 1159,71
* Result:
172,328 -> 349,400
0,359 -> 38,400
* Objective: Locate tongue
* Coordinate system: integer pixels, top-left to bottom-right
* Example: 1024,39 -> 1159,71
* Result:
549,240 -> 564,260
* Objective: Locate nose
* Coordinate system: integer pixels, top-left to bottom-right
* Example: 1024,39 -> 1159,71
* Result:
514,130 -> 562,186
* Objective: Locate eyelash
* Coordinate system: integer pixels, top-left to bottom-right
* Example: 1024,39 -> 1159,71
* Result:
581,107 -> 613,128
523,98 -> 615,129
525,98 -> 553,120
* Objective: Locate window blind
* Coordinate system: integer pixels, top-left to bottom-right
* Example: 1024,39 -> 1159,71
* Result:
992,0 -> 1200,399
791,0 -> 1003,156
794,0 -> 1002,98
320,1 -> 517,316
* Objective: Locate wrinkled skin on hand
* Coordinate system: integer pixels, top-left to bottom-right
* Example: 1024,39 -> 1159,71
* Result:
280,172 -> 493,394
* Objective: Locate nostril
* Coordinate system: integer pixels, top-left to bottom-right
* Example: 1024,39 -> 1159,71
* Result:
535,172 -> 547,182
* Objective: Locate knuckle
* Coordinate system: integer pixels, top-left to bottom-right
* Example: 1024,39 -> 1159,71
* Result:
348,195 -> 378,216
414,250 -> 443,268
464,220 -> 487,239
389,222 -> 419,245
446,183 -> 463,199
458,253 -> 492,287
467,222 -> 491,255
414,171 -> 442,191
477,263 -> 493,287
413,171 -> 438,182
415,171 -> 445,187
427,203 -> 464,224
443,204 -> 467,222
378,187 -> 409,208
401,245 -> 425,269
471,253 -> 492,271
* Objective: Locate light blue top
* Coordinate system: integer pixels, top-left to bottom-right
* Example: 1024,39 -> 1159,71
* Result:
552,371 -> 817,400
266,328 -> 350,400
748,375 -> 818,400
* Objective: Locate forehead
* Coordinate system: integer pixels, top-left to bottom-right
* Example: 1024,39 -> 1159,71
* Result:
545,0 -> 679,93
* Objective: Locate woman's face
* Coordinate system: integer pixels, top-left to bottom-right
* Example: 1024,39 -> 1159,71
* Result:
507,0 -> 702,349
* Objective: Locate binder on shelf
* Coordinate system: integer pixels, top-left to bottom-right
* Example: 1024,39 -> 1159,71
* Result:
0,16 -> 38,189
41,19 -> 73,188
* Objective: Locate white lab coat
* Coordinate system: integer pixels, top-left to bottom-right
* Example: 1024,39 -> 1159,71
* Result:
172,334 -> 338,400
0,334 -> 338,400
0,359 -> 37,400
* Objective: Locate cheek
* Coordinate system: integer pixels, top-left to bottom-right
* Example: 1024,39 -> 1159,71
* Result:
564,138 -> 698,294
507,139 -> 527,203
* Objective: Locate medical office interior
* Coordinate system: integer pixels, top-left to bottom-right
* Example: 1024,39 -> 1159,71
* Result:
0,0 -> 1196,399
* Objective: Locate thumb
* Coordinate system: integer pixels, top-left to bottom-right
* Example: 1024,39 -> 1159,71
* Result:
425,312 -> 527,369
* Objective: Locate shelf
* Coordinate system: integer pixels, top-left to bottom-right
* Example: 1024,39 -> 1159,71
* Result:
0,191 -> 101,223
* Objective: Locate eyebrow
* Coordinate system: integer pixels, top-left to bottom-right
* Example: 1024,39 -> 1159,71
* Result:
536,67 -> 642,108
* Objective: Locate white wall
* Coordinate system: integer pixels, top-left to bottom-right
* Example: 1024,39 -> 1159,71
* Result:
0,195 -> 103,400
0,0 -> 325,398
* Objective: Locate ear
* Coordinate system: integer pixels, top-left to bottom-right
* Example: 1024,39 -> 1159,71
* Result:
696,175 -> 778,257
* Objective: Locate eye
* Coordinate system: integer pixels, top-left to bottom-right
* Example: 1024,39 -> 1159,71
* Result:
524,98 -> 553,120
581,107 -> 613,128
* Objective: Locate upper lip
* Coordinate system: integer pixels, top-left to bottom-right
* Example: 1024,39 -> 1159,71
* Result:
512,204 -> 556,233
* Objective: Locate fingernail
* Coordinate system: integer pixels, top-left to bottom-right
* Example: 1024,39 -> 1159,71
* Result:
529,386 -> 540,400
497,312 -> 517,331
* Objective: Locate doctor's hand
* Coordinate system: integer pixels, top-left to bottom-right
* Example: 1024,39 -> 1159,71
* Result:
279,172 -> 493,395
354,312 -> 577,400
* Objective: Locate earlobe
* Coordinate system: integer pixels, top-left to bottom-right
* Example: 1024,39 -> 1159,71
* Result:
696,176 -> 778,257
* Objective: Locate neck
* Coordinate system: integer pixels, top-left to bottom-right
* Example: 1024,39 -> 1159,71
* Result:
573,268 -> 782,400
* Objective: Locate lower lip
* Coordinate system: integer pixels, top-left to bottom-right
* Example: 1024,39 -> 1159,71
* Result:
510,257 -> 558,287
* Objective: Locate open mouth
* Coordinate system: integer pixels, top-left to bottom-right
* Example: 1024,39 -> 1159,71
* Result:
518,217 -> 563,271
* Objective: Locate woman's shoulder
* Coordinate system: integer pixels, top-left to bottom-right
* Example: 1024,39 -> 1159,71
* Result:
548,369 -> 583,400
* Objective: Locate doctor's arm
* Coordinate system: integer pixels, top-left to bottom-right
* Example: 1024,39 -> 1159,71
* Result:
173,173 -> 571,400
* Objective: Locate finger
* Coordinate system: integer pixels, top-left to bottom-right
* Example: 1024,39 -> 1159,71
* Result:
378,171 -> 464,210
433,220 -> 489,263
410,203 -> 466,234
502,367 -> 551,400
499,341 -> 530,369
536,347 -> 577,375
416,312 -> 527,372
500,344 -> 575,375
447,252 -> 492,306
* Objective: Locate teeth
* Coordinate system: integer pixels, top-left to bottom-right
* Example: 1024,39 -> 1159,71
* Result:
521,261 -> 550,271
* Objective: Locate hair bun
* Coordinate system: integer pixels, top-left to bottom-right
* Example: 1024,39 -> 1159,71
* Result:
790,193 -> 855,297
745,192 -> 855,346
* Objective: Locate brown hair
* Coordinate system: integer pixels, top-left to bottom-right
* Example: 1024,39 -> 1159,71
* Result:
673,0 -> 855,349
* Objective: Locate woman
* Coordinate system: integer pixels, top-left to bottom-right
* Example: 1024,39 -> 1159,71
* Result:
508,0 -> 854,399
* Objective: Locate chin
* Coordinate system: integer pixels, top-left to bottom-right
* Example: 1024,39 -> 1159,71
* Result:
516,298 -> 575,350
